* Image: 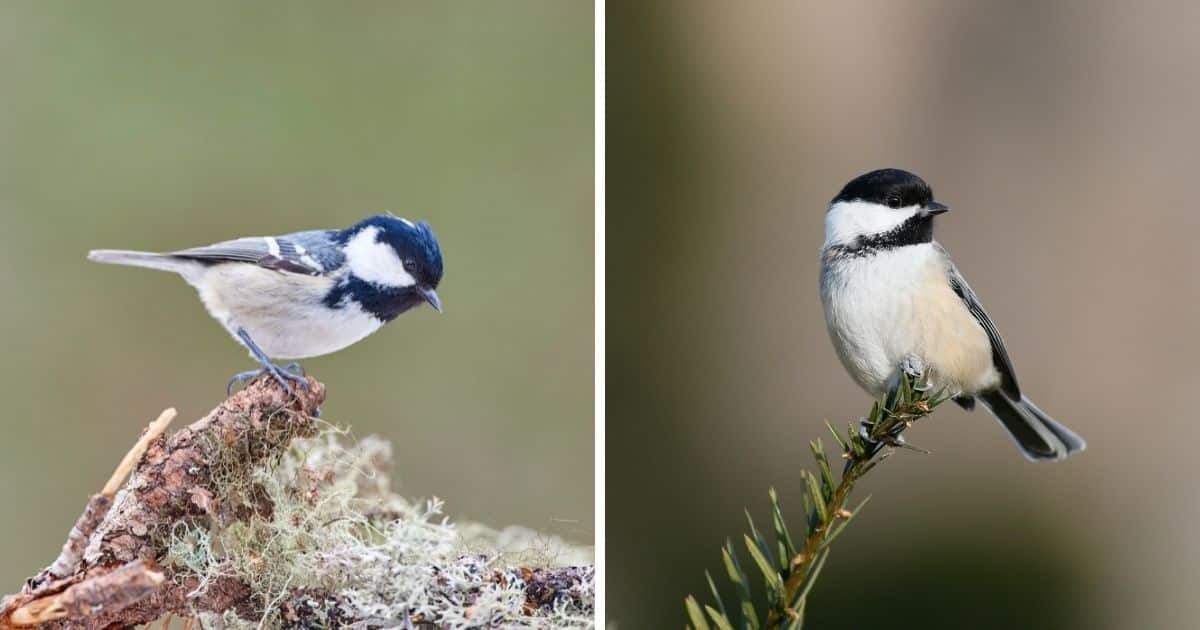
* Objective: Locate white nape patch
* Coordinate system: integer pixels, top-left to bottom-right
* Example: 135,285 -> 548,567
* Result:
344,226 -> 416,287
265,236 -> 281,256
824,200 -> 920,248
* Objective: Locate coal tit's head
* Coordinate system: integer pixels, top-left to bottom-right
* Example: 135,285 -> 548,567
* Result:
342,215 -> 444,312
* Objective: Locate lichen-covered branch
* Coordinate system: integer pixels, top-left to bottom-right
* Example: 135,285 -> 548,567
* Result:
1,378 -> 594,629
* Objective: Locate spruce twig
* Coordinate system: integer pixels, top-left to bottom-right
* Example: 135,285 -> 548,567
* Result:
687,372 -> 950,630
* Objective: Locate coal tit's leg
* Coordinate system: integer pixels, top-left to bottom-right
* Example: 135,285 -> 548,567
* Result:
228,328 -> 307,395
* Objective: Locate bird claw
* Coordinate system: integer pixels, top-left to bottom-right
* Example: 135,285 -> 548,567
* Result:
857,418 -> 874,443
900,355 -> 924,378
856,418 -> 929,458
899,356 -> 933,392
226,363 -> 308,396
880,432 -> 930,454
281,362 -> 305,377
856,419 -> 886,458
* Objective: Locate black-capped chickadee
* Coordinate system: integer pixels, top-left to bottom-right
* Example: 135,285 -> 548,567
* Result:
819,169 -> 1084,461
89,214 -> 443,393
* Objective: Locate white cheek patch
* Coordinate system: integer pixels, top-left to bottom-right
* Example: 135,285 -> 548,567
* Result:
824,200 -> 919,247
344,226 -> 417,287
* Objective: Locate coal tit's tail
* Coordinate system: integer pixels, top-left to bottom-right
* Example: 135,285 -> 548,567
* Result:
978,391 -> 1086,462
87,249 -> 199,275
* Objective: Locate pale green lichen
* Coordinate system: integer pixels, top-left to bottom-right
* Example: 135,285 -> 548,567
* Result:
163,425 -> 593,628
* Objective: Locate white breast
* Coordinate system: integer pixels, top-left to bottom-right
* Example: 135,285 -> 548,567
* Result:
820,244 -> 998,397
191,265 -> 383,360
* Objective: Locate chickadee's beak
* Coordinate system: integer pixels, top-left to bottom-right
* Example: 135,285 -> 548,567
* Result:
420,287 -> 443,313
925,201 -> 950,216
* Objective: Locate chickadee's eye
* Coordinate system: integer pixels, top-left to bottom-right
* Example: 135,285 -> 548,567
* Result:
886,195 -> 903,209
403,259 -> 417,273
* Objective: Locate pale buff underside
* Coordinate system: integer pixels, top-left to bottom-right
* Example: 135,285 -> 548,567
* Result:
190,264 -> 383,360
821,243 -> 1000,398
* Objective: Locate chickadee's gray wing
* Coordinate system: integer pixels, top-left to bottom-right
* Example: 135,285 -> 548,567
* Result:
170,230 -> 345,276
939,247 -> 1021,399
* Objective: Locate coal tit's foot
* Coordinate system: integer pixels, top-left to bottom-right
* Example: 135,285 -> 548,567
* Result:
281,362 -> 305,377
227,363 -> 307,396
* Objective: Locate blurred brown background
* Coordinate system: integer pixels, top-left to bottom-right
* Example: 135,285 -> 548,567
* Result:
609,2 -> 1198,628
0,2 -> 593,588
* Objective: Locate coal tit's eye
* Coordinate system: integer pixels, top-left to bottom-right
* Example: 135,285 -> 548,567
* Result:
403,259 -> 418,274
886,195 -> 903,209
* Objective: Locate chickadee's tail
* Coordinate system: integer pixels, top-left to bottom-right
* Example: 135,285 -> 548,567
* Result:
88,249 -> 197,275
978,391 -> 1086,462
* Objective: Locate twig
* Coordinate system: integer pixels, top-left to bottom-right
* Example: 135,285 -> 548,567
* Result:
37,409 -> 178,584
767,390 -> 938,628
688,373 -> 948,630
103,408 -> 177,497
9,561 -> 164,627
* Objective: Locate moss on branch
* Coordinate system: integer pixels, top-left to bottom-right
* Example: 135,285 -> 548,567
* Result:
0,377 -> 593,629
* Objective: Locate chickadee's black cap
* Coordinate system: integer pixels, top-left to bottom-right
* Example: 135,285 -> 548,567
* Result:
832,168 -> 934,209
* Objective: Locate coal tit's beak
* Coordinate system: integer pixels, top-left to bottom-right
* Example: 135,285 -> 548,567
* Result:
925,201 -> 950,216
420,287 -> 443,313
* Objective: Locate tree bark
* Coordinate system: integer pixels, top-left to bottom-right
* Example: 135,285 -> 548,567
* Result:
0,378 -> 592,629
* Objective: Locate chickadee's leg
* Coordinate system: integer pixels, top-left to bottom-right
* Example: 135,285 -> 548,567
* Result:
226,328 -> 307,395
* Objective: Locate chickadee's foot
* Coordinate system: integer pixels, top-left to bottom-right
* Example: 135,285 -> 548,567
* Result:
857,418 -> 873,441
226,363 -> 308,396
899,355 -> 925,377
899,356 -> 933,392
856,418 -> 885,458
880,433 -> 930,454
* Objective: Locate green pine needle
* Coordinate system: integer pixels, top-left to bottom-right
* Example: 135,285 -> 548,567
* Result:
686,372 -> 945,630
686,596 -> 712,630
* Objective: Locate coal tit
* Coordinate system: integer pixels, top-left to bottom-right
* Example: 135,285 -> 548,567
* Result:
89,214 -> 443,393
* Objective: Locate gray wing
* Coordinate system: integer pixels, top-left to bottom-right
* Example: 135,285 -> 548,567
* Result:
941,248 -> 1021,399
170,229 -> 345,276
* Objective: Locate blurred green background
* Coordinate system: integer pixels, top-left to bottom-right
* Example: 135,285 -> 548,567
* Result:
0,2 -> 593,587
609,2 -> 1198,628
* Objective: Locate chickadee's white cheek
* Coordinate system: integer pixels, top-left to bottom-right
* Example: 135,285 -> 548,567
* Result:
824,200 -> 918,246
344,226 -> 416,287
